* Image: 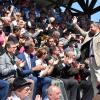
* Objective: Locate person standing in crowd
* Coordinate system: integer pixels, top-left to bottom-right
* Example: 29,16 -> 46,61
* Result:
8,26 -> 21,45
72,16 -> 100,95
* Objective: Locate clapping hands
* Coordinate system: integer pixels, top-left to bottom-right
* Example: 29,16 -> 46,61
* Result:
16,60 -> 25,68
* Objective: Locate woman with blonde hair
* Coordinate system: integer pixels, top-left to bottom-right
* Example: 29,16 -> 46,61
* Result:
36,46 -> 54,77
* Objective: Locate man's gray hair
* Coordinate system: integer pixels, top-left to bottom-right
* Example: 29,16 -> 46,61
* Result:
91,21 -> 100,29
5,41 -> 16,49
46,85 -> 60,95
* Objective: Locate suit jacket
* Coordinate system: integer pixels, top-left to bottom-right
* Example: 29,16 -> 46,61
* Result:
0,53 -> 17,79
17,53 -> 37,77
73,23 -> 100,67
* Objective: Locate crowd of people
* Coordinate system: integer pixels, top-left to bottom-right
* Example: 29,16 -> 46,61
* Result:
0,0 -> 100,100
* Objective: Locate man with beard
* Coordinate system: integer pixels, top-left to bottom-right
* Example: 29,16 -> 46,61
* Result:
72,16 -> 100,95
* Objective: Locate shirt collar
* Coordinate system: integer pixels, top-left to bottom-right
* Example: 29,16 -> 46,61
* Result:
24,52 -> 29,58
94,32 -> 100,37
11,92 -> 21,100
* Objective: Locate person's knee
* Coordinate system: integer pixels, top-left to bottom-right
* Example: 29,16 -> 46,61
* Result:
31,77 -> 38,84
1,80 -> 9,89
43,77 -> 52,84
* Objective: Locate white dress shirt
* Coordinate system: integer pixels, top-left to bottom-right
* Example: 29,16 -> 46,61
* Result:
24,52 -> 31,69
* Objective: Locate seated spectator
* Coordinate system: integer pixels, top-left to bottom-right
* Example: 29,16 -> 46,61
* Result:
17,39 -> 51,99
18,32 -> 31,53
36,47 -> 54,77
0,41 -> 19,82
44,85 -> 61,100
46,37 -> 56,48
11,12 -> 22,27
7,77 -> 32,100
49,46 -> 79,100
1,5 -> 14,35
18,19 -> 27,35
0,41 -> 25,91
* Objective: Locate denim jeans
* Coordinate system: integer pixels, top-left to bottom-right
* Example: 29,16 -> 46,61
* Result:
30,76 -> 51,100
0,80 -> 9,100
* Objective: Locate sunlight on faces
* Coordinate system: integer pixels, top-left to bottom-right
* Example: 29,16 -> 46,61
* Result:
48,86 -> 61,100
89,22 -> 100,34
90,24 -> 97,33
7,44 -> 17,54
17,86 -> 31,99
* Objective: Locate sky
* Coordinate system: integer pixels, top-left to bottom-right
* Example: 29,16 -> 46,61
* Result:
71,0 -> 100,22
91,0 -> 100,22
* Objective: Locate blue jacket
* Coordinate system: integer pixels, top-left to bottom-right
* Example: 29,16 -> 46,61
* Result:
17,53 -> 37,77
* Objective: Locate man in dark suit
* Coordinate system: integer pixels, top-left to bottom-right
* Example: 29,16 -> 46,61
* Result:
17,39 -> 51,100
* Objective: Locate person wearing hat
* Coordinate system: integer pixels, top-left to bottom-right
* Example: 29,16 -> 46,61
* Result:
7,77 -> 32,100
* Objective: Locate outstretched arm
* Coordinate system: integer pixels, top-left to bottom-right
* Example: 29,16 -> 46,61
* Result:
72,16 -> 88,37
